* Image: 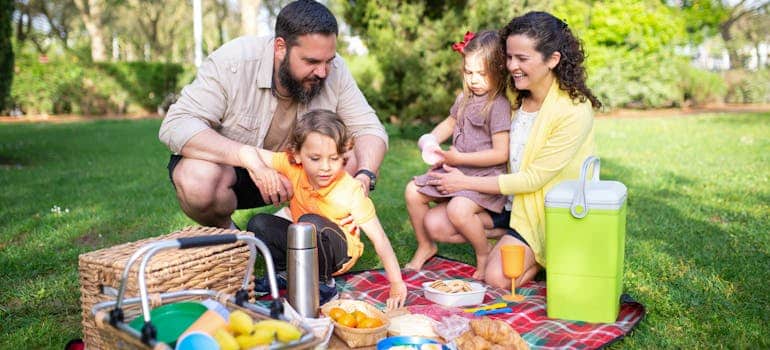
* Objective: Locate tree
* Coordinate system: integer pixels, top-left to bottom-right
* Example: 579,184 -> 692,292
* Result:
676,0 -> 770,69
0,0 -> 12,112
73,0 -> 108,61
337,0 -> 541,124
240,0 -> 261,36
735,7 -> 769,68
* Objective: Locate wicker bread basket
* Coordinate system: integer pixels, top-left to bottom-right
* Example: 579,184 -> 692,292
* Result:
321,299 -> 389,348
79,226 -> 253,349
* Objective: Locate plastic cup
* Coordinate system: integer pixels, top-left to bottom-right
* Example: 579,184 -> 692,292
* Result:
421,143 -> 443,165
175,331 -> 220,350
181,310 -> 227,337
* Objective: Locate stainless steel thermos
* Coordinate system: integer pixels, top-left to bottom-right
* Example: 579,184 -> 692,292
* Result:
287,222 -> 319,318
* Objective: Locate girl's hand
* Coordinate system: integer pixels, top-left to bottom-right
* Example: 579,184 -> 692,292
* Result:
428,164 -> 467,194
438,146 -> 462,166
386,280 -> 407,311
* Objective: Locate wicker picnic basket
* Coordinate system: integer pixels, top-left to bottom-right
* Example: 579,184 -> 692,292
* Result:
79,226 -> 254,349
321,299 -> 389,348
91,233 -> 321,349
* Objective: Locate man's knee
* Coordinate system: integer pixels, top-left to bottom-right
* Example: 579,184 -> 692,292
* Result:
173,159 -> 233,202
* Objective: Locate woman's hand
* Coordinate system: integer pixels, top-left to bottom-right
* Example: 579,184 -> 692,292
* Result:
428,164 -> 468,194
386,280 -> 407,311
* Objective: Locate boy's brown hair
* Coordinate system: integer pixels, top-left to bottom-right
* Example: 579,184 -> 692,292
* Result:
289,109 -> 353,163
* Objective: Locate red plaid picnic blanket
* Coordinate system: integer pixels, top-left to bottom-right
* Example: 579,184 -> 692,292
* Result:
335,256 -> 645,350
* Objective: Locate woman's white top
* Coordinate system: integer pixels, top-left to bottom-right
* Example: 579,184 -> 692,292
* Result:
504,107 -> 538,211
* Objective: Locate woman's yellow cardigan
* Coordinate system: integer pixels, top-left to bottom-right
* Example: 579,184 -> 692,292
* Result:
499,81 -> 596,266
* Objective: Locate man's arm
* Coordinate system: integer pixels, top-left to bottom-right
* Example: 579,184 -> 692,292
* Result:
352,133 -> 385,170
158,53 -> 228,154
180,129 -> 246,167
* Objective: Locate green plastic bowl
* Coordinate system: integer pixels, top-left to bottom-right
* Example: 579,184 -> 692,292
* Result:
128,301 -> 207,345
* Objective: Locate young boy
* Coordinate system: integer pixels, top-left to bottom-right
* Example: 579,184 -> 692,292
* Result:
242,109 -> 406,311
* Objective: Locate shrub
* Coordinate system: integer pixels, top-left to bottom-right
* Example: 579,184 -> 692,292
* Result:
10,56 -> 189,116
676,62 -> 727,106
588,50 -> 684,109
724,69 -> 770,104
95,61 -> 186,111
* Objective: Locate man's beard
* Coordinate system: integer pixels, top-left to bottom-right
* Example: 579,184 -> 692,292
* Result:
278,53 -> 324,104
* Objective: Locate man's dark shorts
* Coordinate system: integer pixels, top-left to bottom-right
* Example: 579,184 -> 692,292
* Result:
487,208 -> 530,247
167,154 -> 267,209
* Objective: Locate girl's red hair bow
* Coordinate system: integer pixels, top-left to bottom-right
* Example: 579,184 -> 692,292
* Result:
451,31 -> 476,54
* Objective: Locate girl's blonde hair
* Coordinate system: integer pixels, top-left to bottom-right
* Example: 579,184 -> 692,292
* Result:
289,109 -> 353,164
456,30 -> 507,119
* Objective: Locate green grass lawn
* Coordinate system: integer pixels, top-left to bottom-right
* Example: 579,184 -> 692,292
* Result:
1,113 -> 768,348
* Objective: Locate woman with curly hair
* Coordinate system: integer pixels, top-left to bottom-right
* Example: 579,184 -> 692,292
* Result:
420,11 -> 602,289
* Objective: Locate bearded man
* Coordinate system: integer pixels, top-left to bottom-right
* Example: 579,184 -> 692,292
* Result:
159,0 -> 387,229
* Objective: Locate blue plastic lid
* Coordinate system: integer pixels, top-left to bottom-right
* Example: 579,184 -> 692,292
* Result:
376,336 -> 449,350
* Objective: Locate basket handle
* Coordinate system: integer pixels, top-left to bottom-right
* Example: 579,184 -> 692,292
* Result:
570,156 -> 601,219
113,234 -> 282,344
176,234 -> 238,248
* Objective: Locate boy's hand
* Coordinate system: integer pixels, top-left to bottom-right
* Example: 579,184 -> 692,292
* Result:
386,280 -> 407,311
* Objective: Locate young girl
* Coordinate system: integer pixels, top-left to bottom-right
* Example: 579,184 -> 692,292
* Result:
241,109 -> 407,311
404,30 -> 511,280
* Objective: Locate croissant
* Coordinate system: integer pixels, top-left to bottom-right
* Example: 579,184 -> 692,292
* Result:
455,330 -> 476,349
456,331 -> 492,350
466,318 -> 528,349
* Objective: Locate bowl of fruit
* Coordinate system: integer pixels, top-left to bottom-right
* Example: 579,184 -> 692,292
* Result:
321,299 -> 389,348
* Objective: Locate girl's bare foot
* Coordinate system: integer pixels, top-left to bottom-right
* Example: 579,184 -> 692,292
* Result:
405,244 -> 438,271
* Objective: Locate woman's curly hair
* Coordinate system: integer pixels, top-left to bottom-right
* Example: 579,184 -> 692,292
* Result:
500,11 -> 602,110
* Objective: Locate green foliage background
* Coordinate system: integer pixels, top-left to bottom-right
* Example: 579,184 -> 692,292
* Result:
335,0 -> 768,126
0,0 -> 13,112
10,56 -> 190,115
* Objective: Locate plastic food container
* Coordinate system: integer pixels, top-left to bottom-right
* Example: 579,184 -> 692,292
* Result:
421,281 -> 486,307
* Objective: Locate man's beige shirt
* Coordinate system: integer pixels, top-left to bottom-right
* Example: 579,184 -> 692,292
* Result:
159,36 -> 387,154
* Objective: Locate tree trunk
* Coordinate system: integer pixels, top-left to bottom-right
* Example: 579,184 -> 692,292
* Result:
720,21 -> 739,69
73,0 -> 107,62
1,0 -> 14,112
240,0 -> 261,36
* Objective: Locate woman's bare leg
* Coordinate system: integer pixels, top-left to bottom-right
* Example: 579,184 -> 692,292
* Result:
404,181 -> 439,271
484,235 -> 540,290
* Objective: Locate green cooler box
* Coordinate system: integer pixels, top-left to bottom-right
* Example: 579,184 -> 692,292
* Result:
545,156 -> 627,323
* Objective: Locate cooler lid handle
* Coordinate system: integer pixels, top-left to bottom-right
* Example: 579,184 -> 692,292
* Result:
570,156 -> 601,219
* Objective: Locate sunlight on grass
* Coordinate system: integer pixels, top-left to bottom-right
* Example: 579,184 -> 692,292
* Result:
1,113 -> 768,348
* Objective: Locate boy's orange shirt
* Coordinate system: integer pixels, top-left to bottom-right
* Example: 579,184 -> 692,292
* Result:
271,152 -> 374,274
